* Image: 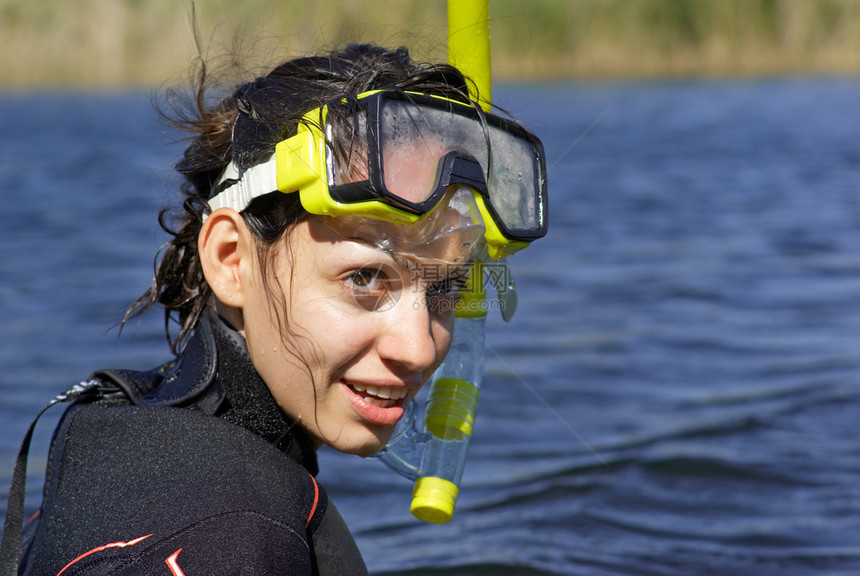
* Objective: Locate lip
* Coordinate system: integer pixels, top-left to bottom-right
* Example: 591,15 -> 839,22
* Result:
341,379 -> 415,427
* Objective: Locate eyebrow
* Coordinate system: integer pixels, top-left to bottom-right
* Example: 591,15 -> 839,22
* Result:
345,234 -> 475,274
385,249 -> 412,271
348,237 -> 412,271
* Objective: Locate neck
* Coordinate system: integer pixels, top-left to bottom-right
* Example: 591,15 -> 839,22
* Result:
204,309 -> 320,476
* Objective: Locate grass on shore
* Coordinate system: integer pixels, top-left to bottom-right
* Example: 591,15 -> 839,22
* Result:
2,0 -> 860,88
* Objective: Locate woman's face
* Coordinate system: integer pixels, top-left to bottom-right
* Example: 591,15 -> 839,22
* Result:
240,217 -> 468,456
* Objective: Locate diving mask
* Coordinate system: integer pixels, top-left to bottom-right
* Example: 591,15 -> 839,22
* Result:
208,90 -> 548,259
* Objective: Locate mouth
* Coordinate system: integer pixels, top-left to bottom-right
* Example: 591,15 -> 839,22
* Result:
349,383 -> 408,407
342,380 -> 411,426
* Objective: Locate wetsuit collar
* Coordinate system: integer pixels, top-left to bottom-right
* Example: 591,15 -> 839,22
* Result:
103,309 -> 319,475
206,310 -> 320,476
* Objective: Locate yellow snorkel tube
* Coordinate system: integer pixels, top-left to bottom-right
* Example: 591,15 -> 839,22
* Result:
447,0 -> 492,110
377,0 -> 519,524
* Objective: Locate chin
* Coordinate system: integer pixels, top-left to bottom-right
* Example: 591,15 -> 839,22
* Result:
336,427 -> 394,458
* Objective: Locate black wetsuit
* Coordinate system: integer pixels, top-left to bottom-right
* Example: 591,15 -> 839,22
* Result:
17,310 -> 368,576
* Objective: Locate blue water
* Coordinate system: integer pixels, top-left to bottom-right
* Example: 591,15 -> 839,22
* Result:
2,79 -> 860,575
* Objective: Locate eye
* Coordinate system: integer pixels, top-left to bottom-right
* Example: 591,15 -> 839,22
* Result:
344,267 -> 402,311
350,268 -> 384,291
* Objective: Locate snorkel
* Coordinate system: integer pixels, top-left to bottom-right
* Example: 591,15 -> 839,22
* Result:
375,0 -> 524,523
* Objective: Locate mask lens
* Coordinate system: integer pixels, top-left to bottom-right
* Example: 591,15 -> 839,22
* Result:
329,112 -> 370,186
378,101 -> 453,204
485,122 -> 541,232
378,98 -> 544,237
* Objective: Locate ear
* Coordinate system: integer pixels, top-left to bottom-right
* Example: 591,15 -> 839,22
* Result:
198,208 -> 254,309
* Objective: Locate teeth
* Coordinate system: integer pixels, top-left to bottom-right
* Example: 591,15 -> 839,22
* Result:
349,383 -> 407,400
367,385 -> 387,399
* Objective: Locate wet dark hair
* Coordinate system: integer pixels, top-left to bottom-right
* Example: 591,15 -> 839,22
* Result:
125,43 -> 473,355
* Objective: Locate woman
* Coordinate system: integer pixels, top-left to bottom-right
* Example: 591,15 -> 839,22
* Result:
4,43 -> 547,575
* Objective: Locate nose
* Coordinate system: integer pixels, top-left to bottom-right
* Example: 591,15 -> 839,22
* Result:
376,295 -> 439,374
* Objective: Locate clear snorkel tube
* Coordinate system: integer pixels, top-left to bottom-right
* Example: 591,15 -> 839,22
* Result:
374,0 -> 513,523
375,253 -> 518,523
375,262 -> 487,523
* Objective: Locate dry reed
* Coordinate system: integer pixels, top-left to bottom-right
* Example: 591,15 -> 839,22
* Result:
1,0 -> 859,88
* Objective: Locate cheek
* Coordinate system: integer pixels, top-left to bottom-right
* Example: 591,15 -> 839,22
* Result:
286,297 -> 373,379
239,263 -> 305,385
243,302 -> 294,382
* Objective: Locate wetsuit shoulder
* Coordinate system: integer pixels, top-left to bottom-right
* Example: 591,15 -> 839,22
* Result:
21,402 -> 366,575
